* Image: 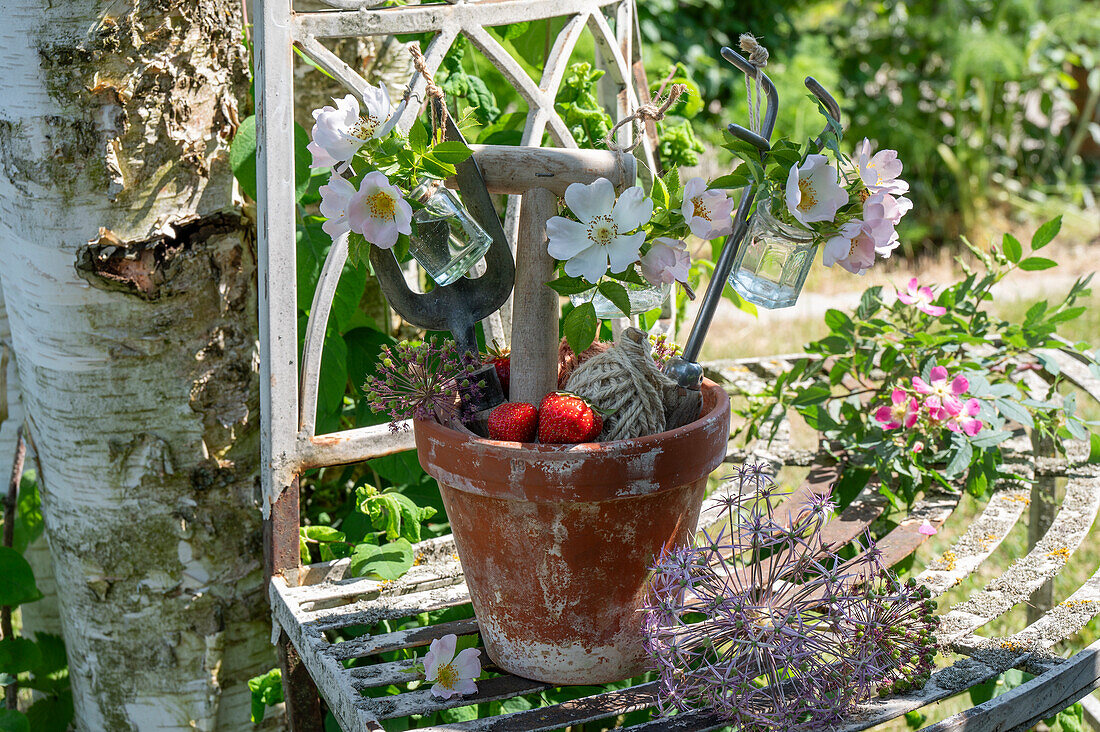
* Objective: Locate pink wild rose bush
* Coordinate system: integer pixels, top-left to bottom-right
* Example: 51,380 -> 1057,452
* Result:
737,217 -> 1097,503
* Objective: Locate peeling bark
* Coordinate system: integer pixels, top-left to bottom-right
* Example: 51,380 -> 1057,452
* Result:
0,1 -> 279,730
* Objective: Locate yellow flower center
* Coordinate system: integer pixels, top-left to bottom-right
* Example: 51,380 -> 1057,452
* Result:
435,662 -> 458,690
587,215 -> 618,247
692,196 -> 712,221
797,179 -> 818,212
367,190 -> 396,220
892,402 -> 909,421
351,114 -> 381,139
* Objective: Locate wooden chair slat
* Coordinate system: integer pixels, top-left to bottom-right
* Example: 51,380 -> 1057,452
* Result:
916,484 -> 1031,598
938,469 -> 1100,644
327,618 -> 480,663
366,674 -> 555,720
430,682 -> 660,731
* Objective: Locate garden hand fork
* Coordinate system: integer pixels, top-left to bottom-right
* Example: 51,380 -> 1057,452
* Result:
369,101 -> 514,411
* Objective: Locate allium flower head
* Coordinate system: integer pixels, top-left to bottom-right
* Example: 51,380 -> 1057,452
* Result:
643,462 -> 939,729
363,336 -> 485,430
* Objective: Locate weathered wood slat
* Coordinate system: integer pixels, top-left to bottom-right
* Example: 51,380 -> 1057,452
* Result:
328,618 -> 480,663
938,470 -> 1100,644
270,577 -> 388,731
431,682 -> 660,731
619,711 -> 726,731
916,484 -> 1031,598
366,674 -> 555,720
306,582 -> 472,633
921,639 -> 1100,732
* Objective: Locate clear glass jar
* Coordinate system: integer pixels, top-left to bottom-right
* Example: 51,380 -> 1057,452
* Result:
569,280 -> 671,318
728,201 -> 817,309
408,179 -> 493,286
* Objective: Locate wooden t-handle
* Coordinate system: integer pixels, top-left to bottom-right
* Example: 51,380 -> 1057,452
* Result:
447,145 -> 636,197
460,146 -> 636,408
509,187 -> 559,407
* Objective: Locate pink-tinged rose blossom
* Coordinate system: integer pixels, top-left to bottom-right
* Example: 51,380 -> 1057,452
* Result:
913,441 -> 925,453
318,173 -> 357,240
917,519 -> 937,536
423,634 -> 481,699
860,192 -> 906,256
346,171 -> 413,249
897,278 -> 947,317
821,221 -> 863,270
874,388 -> 920,430
641,237 -> 690,286
832,226 -> 877,275
856,138 -> 910,196
913,366 -> 968,415
942,398 -> 983,436
784,154 -> 849,225
681,178 -> 735,240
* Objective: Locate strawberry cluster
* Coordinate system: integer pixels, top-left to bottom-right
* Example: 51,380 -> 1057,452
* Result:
486,392 -> 602,444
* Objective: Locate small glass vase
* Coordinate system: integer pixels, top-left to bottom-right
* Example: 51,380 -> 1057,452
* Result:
569,279 -> 671,318
728,201 -> 817,309
408,179 -> 493,286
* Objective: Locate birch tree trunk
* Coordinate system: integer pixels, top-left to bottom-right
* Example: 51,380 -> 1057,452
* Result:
0,2 -> 279,730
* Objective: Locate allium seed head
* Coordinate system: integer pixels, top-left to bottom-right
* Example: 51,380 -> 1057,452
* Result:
643,462 -> 939,729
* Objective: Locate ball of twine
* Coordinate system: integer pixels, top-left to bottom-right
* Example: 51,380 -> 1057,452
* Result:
558,338 -> 611,388
565,328 -> 676,441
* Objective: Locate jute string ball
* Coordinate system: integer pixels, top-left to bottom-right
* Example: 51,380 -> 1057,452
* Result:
565,327 -> 676,441
557,337 -> 611,388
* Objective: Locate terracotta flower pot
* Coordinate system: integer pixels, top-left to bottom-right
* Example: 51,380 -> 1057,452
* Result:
414,380 -> 730,684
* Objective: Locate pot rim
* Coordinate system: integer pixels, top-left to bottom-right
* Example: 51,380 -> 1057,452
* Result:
416,378 -> 729,454
413,380 -> 731,502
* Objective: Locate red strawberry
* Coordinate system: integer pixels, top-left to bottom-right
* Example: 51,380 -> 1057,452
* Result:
485,344 -> 511,397
538,392 -> 603,444
487,402 -> 538,442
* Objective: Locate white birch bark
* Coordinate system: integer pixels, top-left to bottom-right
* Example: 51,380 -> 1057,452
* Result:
0,283 -> 61,640
0,2 -> 280,730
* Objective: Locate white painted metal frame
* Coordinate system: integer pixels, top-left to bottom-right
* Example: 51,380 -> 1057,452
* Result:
257,0 -> 656,515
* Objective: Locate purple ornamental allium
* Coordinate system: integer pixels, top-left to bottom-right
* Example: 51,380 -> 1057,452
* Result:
642,463 -> 939,729
363,336 -> 485,431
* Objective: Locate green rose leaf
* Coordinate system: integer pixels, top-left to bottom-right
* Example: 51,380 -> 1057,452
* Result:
348,539 -> 415,581
0,548 -> 41,608
597,281 -> 632,319
563,303 -> 598,355
1030,215 -> 1062,250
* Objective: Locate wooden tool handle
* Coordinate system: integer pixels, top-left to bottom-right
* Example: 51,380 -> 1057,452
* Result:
509,187 -> 560,406
447,146 -> 636,197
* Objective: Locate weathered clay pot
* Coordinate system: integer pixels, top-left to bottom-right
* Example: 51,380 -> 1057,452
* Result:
414,381 -> 730,684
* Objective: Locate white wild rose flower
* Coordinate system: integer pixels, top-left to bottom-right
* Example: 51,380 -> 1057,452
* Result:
317,173 -> 356,239
784,154 -> 849,226
423,634 -> 481,699
546,177 -> 654,283
307,88 -> 401,170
